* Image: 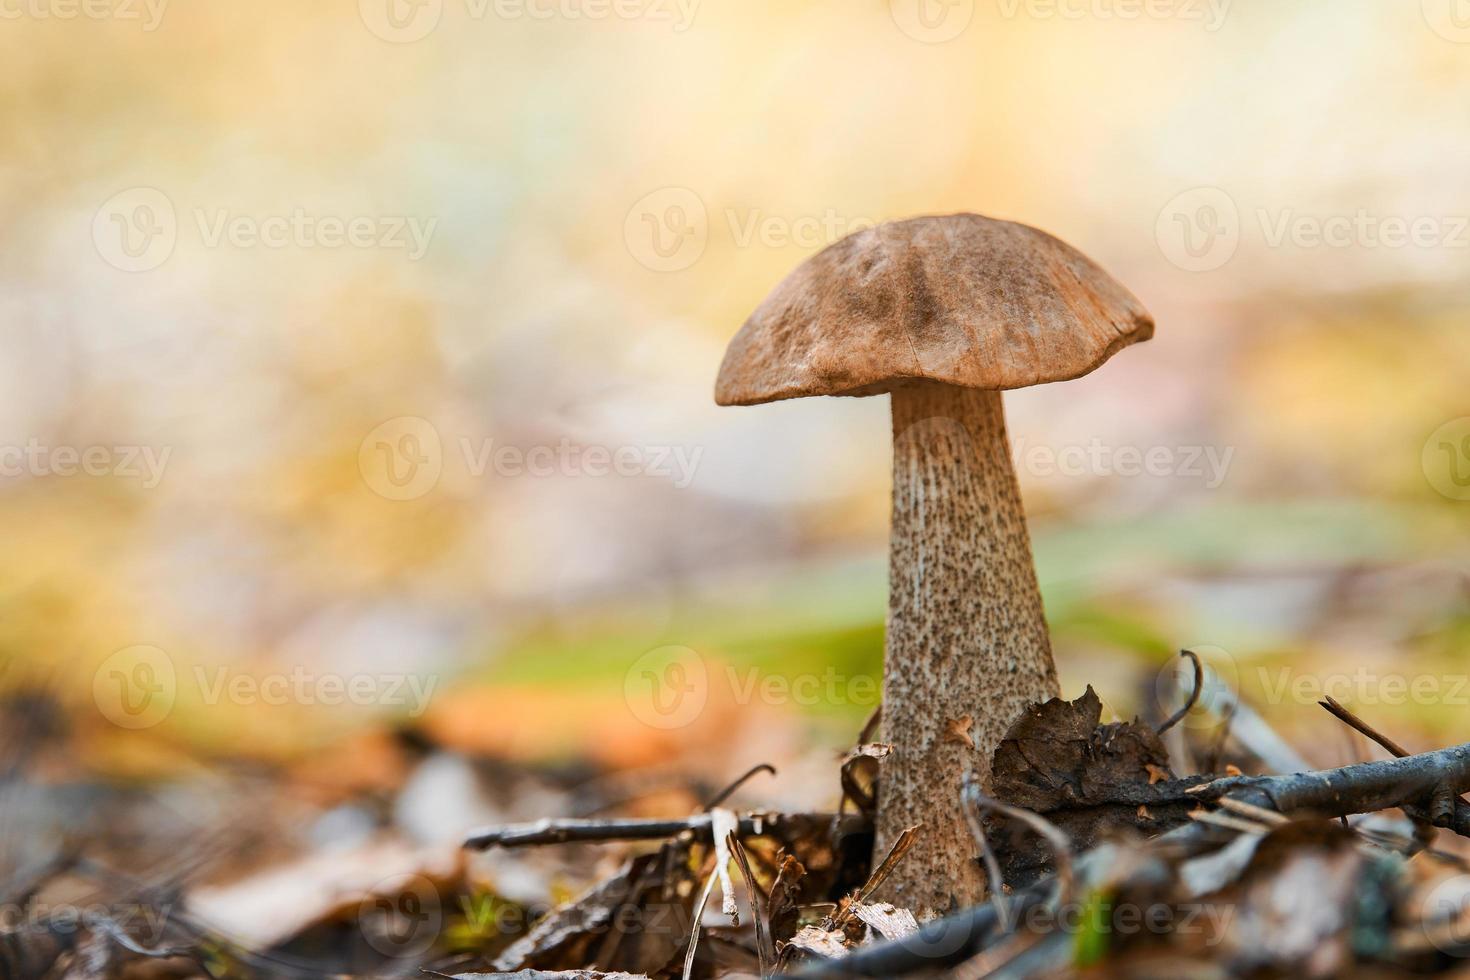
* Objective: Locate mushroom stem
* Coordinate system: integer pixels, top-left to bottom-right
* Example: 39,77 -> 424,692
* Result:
879,381 -> 1059,916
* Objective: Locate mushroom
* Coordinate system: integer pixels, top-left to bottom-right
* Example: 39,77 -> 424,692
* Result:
714,213 -> 1153,915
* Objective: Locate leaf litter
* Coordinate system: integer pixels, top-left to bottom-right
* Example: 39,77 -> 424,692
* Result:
10,650 -> 1470,978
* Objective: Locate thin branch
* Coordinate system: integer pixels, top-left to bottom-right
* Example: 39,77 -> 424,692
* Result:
951,790 -> 1077,980
1319,696 -> 1410,757
1217,797 -> 1288,826
1186,740 -> 1470,833
465,811 -> 864,850
959,776 -> 1012,934
704,764 -> 778,810
1316,696 -> 1470,836
1156,649 -> 1203,735
1189,809 -> 1272,835
969,795 -> 1074,908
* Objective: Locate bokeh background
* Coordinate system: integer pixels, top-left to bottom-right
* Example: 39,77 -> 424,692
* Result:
2,0 -> 1469,923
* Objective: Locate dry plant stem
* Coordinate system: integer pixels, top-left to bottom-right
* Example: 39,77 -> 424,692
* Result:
703,764 -> 778,810
728,834 -> 773,975
1156,649 -> 1203,735
880,383 -> 1059,915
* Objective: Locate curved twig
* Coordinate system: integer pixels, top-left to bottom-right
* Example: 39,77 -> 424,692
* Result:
1156,649 -> 1203,735
952,789 -> 1075,980
959,774 -> 1012,934
704,763 -> 778,810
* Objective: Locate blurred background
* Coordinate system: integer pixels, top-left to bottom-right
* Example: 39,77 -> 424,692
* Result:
1,0 -> 1469,964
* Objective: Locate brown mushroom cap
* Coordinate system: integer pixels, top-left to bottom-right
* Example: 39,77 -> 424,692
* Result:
715,213 -> 1154,407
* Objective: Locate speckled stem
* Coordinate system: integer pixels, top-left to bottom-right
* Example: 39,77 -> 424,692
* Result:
877,382 -> 1059,917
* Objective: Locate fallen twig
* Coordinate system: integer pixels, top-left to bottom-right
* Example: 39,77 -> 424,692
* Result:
790,740 -> 1470,978
1316,695 -> 1470,838
465,812 -> 866,850
1318,696 -> 1410,757
1186,739 -> 1470,830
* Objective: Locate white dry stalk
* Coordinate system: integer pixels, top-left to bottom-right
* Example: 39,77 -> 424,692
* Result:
711,807 -> 740,920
